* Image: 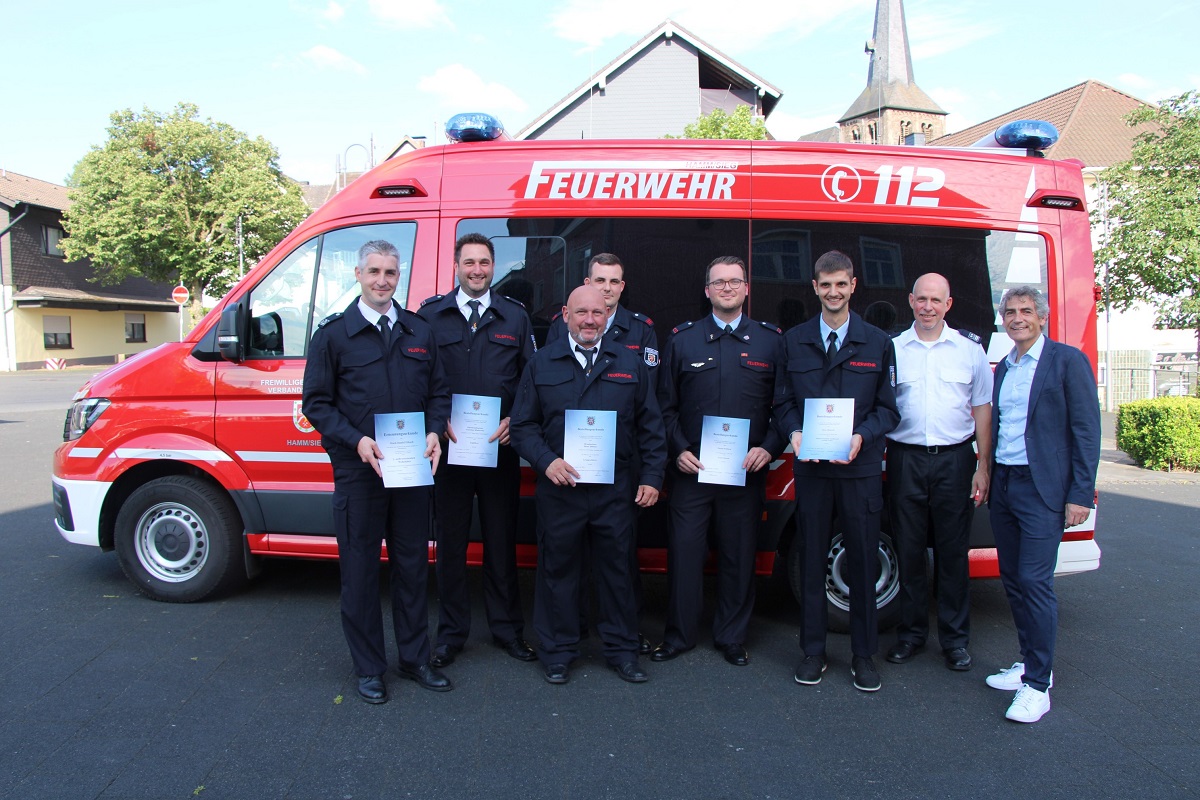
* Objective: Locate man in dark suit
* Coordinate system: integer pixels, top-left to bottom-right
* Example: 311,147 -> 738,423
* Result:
774,250 -> 899,692
418,233 -> 538,669
303,240 -> 453,704
652,256 -> 784,667
510,284 -> 666,685
986,285 -> 1099,723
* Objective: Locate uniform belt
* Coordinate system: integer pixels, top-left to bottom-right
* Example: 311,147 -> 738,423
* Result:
888,438 -> 973,455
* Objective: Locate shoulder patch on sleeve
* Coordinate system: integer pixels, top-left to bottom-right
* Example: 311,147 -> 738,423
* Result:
316,312 -> 343,329
419,294 -> 444,307
671,320 -> 695,335
757,320 -> 783,334
958,328 -> 982,344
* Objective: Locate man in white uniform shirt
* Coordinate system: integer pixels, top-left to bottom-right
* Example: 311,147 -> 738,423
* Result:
885,273 -> 993,671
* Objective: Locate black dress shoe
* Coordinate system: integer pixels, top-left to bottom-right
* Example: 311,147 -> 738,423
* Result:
397,662 -> 453,692
885,640 -> 923,664
720,643 -> 749,666
430,644 -> 462,668
638,633 -> 652,655
496,638 -> 538,662
544,663 -> 569,684
651,642 -> 690,662
357,675 -> 388,704
943,647 -> 973,671
611,661 -> 649,683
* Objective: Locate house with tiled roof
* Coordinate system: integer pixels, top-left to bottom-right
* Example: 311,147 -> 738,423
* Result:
0,169 -> 178,371
516,19 -> 782,140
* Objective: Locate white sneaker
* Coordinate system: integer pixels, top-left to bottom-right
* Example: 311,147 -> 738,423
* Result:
985,662 -> 1053,691
1005,684 -> 1051,723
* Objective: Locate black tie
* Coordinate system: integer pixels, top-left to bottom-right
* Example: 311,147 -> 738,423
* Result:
575,345 -> 595,375
379,316 -> 392,349
723,324 -> 734,335
467,299 -> 482,335
826,330 -> 838,361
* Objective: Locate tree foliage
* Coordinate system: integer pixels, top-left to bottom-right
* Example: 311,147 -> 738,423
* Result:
1094,91 -> 1200,347
62,103 -> 310,312
667,104 -> 768,140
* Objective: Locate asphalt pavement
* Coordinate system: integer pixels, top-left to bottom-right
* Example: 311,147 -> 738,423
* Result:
0,373 -> 1196,799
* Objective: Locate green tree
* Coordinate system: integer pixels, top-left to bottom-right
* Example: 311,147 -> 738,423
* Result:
1094,90 -> 1200,357
63,103 -> 311,319
667,104 -> 768,140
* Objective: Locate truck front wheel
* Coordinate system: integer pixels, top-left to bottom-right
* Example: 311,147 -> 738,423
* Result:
788,532 -> 902,633
114,476 -> 246,602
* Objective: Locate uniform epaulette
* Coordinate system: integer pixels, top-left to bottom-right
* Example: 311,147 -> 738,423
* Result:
316,312 -> 342,329
758,320 -> 783,335
958,328 -> 982,344
550,310 -> 564,323
420,294 -> 445,307
499,293 -> 526,309
631,311 -> 654,327
671,320 -> 696,335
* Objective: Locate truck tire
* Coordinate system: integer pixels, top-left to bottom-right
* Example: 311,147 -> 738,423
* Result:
114,476 -> 246,603
788,531 -> 902,634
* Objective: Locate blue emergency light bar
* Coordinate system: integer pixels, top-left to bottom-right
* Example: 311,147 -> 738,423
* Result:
445,113 -> 506,143
971,119 -> 1060,152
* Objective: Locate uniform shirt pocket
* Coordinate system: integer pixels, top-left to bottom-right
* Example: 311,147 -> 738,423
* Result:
534,369 -> 574,387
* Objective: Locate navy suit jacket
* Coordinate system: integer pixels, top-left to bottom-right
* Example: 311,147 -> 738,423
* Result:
991,336 -> 1100,512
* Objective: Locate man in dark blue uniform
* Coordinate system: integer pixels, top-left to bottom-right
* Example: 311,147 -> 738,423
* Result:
652,256 -> 784,667
511,285 -> 666,685
775,250 -> 899,693
546,252 -> 658,653
546,253 -> 659,370
302,240 -> 452,704
418,233 -> 537,668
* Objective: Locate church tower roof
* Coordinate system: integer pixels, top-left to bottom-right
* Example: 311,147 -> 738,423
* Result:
838,0 -> 946,123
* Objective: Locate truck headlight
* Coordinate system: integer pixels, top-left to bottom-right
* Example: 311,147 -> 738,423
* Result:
63,398 -> 110,441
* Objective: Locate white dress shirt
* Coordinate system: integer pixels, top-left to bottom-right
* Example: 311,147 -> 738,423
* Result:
890,323 -> 993,447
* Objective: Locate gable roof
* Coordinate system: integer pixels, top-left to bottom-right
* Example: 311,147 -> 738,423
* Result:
0,169 -> 71,211
931,80 -> 1154,167
515,19 -> 782,140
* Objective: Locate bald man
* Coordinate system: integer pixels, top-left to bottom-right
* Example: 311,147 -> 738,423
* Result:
885,273 -> 993,672
510,285 -> 666,685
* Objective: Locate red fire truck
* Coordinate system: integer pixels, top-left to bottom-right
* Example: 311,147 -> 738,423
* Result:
52,114 -> 1100,629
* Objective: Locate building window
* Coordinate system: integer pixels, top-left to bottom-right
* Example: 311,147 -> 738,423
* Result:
44,315 -> 72,349
859,238 -> 905,288
125,313 -> 146,343
42,225 -> 66,257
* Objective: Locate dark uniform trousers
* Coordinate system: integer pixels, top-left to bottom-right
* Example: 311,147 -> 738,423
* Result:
419,291 -> 535,650
888,441 -> 975,649
775,311 -> 899,660
659,316 -> 782,651
510,337 -> 666,668
665,470 -> 764,649
332,466 -> 432,676
302,299 -> 450,680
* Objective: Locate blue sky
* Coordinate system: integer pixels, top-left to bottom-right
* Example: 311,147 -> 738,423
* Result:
4,0 -> 1196,187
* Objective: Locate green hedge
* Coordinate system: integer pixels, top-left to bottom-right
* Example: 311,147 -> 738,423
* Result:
1116,397 -> 1200,471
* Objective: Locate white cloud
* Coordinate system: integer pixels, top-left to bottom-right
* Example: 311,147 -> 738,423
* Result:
417,64 -> 528,114
906,6 -> 996,60
298,44 -> 368,75
368,0 -> 453,29
288,0 -> 345,24
549,0 -> 871,51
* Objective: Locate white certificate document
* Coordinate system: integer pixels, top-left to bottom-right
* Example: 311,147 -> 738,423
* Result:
563,409 -> 617,484
697,415 -> 751,486
448,393 -> 501,468
374,412 -> 434,488
798,398 -> 855,461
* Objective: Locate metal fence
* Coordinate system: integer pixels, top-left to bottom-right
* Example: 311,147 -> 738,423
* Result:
1102,366 -> 1197,410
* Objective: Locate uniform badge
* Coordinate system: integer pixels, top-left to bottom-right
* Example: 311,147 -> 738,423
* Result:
643,347 -> 659,367
889,365 -> 896,387
293,401 -> 315,434
691,362 -> 705,368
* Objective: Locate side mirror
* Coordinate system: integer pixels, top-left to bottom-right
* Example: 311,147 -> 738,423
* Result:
217,301 -> 246,363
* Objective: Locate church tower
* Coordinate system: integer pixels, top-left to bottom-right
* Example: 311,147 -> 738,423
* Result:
838,0 -> 947,145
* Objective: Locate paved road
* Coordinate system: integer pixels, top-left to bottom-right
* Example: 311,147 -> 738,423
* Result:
1,375 -> 1196,799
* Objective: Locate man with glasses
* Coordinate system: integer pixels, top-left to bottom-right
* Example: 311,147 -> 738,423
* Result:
652,256 -> 784,667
